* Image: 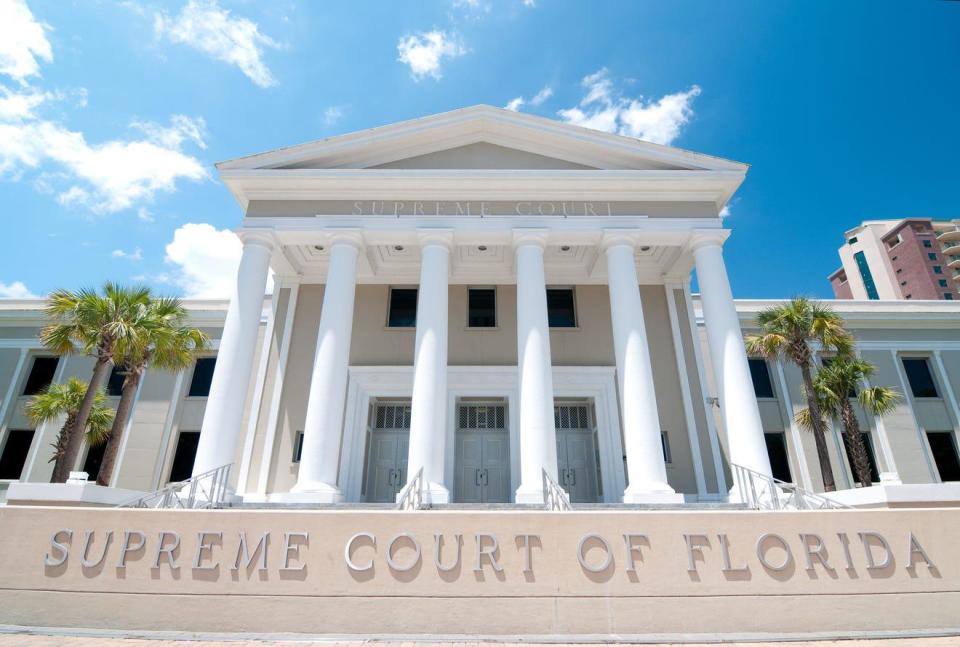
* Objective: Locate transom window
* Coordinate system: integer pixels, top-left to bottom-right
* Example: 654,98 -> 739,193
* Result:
106,365 -> 126,396
22,356 -> 58,396
387,288 -> 418,328
188,357 -> 217,397
922,239 -> 933,248
902,358 -> 938,398
467,287 -> 496,328
748,359 -> 775,398
546,288 -> 577,328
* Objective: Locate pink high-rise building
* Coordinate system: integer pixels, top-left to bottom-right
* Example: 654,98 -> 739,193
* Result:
829,218 -> 960,301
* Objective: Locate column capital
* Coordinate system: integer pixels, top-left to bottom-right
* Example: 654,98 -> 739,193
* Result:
416,228 -> 455,250
600,228 -> 641,251
512,228 -> 550,250
324,228 -> 365,250
688,229 -> 730,252
238,230 -> 276,251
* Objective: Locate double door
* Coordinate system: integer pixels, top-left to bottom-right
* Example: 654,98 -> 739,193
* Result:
455,404 -> 511,503
363,403 -> 410,503
555,404 -> 601,503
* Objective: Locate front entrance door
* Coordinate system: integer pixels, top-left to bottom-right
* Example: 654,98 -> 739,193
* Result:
455,403 -> 511,503
363,403 -> 410,503
555,403 -> 601,503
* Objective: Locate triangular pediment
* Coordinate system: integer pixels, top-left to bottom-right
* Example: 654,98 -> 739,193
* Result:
217,105 -> 747,173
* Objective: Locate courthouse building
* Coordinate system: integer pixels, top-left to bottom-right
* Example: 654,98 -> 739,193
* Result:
1,105 -> 960,507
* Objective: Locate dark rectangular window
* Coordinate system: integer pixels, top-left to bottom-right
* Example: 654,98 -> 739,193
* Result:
902,358 -> 938,398
748,359 -> 775,398
939,279 -> 949,287
853,251 -> 879,300
0,429 -> 34,479
467,288 -> 496,328
927,432 -> 960,482
923,239 -> 933,248
946,294 -> 955,300
82,442 -> 107,479
168,431 -> 201,482
764,432 -> 792,483
546,288 -> 576,328
188,357 -> 216,397
847,237 -> 858,245
106,365 -> 126,396
933,266 -> 943,275
928,253 -> 938,261
387,288 -> 418,327
845,432 -> 880,484
293,431 -> 304,462
660,431 -> 671,464
22,357 -> 58,396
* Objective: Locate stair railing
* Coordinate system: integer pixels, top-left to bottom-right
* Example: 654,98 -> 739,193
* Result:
542,468 -> 572,511
117,464 -> 232,509
396,467 -> 425,510
731,463 -> 852,510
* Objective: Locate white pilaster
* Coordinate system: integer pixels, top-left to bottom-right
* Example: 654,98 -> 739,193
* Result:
514,230 -> 559,504
292,232 -> 362,501
691,231 -> 773,488
604,235 -> 679,502
405,230 -> 453,503
193,233 -> 274,477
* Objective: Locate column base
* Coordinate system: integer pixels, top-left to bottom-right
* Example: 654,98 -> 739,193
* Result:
622,484 -> 684,504
286,481 -> 344,503
515,485 -> 546,505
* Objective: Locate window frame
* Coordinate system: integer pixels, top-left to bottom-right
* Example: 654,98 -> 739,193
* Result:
546,286 -> 578,329
901,357 -> 940,399
747,358 -> 776,399
21,356 -> 59,397
186,356 -> 217,398
466,286 -> 498,329
385,286 -> 418,329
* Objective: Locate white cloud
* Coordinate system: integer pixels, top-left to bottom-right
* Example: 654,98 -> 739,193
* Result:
720,205 -> 731,218
0,0 -> 52,84
137,207 -> 155,222
112,247 -> 143,261
163,222 -> 272,298
0,280 -> 38,299
154,0 -> 280,88
0,114 -> 208,213
505,85 -> 553,112
397,31 -> 465,81
323,105 -> 343,126
522,0 -> 536,6
558,68 -> 701,145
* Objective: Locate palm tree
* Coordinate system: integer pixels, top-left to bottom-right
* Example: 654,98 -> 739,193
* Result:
40,283 -> 151,482
24,378 -> 114,478
95,296 -> 207,487
745,297 -> 853,492
797,355 -> 900,488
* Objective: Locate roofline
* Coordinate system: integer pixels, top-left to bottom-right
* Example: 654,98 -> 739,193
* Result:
216,104 -> 749,173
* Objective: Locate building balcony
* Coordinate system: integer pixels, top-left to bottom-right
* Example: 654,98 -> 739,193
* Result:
948,255 -> 960,269
936,228 -> 960,243
942,239 -> 960,254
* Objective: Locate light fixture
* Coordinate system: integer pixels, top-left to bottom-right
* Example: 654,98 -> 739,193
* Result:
394,245 -> 404,251
560,245 -> 571,252
640,245 -> 651,252
478,245 -> 488,251
314,245 -> 325,251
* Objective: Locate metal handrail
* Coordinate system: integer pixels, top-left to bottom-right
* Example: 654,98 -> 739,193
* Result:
396,467 -> 425,510
731,463 -> 852,511
542,468 -> 572,511
117,464 -> 232,509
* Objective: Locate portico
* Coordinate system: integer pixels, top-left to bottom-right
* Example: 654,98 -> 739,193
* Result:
192,105 -> 772,505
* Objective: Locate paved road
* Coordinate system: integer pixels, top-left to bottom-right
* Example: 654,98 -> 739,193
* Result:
0,637 -> 957,646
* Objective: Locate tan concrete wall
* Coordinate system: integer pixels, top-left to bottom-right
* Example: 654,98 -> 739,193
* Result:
0,506 -> 955,636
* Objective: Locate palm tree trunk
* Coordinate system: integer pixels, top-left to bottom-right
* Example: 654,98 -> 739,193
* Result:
49,413 -> 77,483
96,369 -> 140,487
800,361 -> 837,492
840,401 -> 873,488
54,357 -> 111,483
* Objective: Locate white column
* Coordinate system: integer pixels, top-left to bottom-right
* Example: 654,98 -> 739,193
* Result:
605,237 -> 679,502
194,233 -> 274,477
514,231 -> 559,504
691,232 -> 773,486
293,234 -> 362,501
405,230 -> 453,503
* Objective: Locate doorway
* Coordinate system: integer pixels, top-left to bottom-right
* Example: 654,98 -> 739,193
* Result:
454,402 -> 511,503
362,402 -> 411,502
554,402 -> 602,503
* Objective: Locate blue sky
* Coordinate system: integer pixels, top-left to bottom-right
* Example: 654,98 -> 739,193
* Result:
0,0 -> 957,299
